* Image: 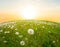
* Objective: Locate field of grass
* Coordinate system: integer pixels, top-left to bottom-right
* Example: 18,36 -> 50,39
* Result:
0,20 -> 60,47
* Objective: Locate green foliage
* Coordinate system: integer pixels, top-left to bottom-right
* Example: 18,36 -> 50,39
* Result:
0,20 -> 60,47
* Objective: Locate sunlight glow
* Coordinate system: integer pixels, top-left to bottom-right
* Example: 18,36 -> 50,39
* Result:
21,6 -> 37,19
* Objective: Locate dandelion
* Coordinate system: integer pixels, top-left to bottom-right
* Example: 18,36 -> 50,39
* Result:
27,29 -> 34,35
53,41 -> 55,43
3,40 -> 7,43
15,32 -> 19,35
20,40 -> 25,46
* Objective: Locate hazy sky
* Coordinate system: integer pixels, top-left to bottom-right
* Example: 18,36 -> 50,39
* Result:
0,0 -> 60,22
0,0 -> 60,12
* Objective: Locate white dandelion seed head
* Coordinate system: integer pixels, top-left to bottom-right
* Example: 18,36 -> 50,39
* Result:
3,40 -> 7,43
20,41 -> 25,46
53,41 -> 55,43
15,32 -> 19,35
27,29 -> 34,35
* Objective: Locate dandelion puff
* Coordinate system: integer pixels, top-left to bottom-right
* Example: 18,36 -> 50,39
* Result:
20,41 -> 25,46
3,40 -> 7,43
27,29 -> 34,35
53,41 -> 55,43
15,32 -> 19,35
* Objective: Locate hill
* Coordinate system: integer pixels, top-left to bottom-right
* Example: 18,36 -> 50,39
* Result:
0,20 -> 60,47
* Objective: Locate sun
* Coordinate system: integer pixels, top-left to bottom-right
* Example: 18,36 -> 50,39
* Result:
21,6 -> 37,19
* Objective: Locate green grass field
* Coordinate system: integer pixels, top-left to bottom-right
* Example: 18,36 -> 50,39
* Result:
0,20 -> 60,47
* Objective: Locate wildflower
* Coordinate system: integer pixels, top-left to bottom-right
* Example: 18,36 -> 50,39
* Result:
3,40 -> 7,43
15,32 -> 19,35
27,29 -> 34,35
20,40 -> 25,46
53,41 -> 55,43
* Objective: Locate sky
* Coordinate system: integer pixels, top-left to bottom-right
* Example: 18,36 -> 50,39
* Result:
0,0 -> 60,22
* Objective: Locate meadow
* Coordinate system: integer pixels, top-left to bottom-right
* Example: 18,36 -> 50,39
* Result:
0,20 -> 60,47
